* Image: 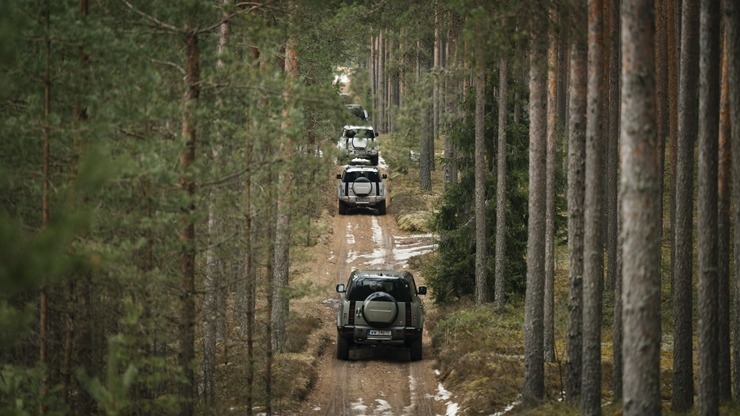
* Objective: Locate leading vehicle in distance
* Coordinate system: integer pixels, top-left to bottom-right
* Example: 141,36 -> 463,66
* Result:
337,125 -> 379,166
335,269 -> 427,361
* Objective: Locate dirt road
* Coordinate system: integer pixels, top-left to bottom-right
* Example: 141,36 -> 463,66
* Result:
297,207 -> 447,416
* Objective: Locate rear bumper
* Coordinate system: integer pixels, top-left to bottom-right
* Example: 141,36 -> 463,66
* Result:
337,326 -> 422,345
338,196 -> 385,207
347,149 -> 378,158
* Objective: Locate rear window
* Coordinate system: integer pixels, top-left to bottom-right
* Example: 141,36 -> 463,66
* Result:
347,277 -> 412,302
344,128 -> 375,139
343,170 -> 381,182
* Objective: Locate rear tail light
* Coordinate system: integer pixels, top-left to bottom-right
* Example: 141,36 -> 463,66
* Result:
348,301 -> 356,325
405,303 -> 412,326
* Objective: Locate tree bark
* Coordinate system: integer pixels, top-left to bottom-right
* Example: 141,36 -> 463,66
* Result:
620,1 -> 661,414
544,7 -> 558,363
523,19 -> 547,405
581,0 -> 605,413
443,13 -> 460,188
671,0 -> 699,411
178,29 -> 199,416
494,55 -> 508,308
420,76 -> 434,191
725,0 -> 740,401
565,30 -> 587,403
474,64 -> 488,304
433,4 -> 441,141
606,0 -> 622,401
245,122 -> 256,416
203,1 -> 231,405
272,34 -> 299,354
667,0 -> 678,295
717,27 -> 731,404
377,32 -> 386,132
696,0 -> 720,413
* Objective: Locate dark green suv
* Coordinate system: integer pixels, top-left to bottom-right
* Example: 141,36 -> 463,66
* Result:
335,269 -> 427,361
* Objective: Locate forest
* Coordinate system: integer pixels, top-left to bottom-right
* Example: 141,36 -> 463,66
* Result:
1,0 -> 739,415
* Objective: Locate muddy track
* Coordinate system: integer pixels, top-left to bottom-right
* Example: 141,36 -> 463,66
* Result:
302,199 -> 444,415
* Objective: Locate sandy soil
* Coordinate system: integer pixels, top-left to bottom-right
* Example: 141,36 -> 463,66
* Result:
292,190 -> 448,415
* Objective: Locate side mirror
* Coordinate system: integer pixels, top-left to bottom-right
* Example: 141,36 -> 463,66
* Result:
417,286 -> 427,295
336,174 -> 342,179
336,283 -> 346,293
382,174 -> 387,179
374,131 -> 379,138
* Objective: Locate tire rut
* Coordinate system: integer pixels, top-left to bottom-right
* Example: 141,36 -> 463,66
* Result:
304,164 -> 443,415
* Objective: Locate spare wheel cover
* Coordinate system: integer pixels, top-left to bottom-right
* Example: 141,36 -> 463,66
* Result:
362,291 -> 398,328
351,137 -> 368,149
351,177 -> 373,196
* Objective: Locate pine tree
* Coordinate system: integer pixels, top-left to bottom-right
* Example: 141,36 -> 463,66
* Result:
672,0 -> 700,411
620,0 -> 661,414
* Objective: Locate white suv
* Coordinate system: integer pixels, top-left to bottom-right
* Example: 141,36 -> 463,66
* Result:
335,269 -> 427,361
337,160 -> 387,215
337,125 -> 379,165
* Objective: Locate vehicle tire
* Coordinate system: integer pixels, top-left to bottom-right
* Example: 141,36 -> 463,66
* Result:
409,338 -> 422,361
370,155 -> 379,165
376,200 -> 386,215
338,200 -> 347,215
337,333 -> 350,360
361,291 -> 398,328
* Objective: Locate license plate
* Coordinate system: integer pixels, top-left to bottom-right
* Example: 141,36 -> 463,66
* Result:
368,330 -> 391,336
355,197 -> 369,203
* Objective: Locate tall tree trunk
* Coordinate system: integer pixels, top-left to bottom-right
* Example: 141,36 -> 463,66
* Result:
544,7 -> 558,363
265,254 -> 274,416
606,0 -> 622,401
671,0 -> 699,411
557,34 -> 569,127
494,55 -> 508,308
667,0 -> 678,295
272,34 -> 298,354
474,64 -> 487,304
377,32 -> 386,132
387,38 -> 398,133
370,35 -> 376,111
565,27 -> 587,403
523,18 -> 547,405
420,76 -> 433,191
717,27 -> 731,404
655,0 -> 667,232
620,1 -> 661,414
245,135 -> 257,416
581,0 -> 605,413
725,0 -> 740,401
443,13 -> 459,188
696,0 -> 720,413
433,4 -> 441,141
385,44 -> 393,133
203,1 -> 231,405
178,29 -> 200,416
240,43 -> 261,416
